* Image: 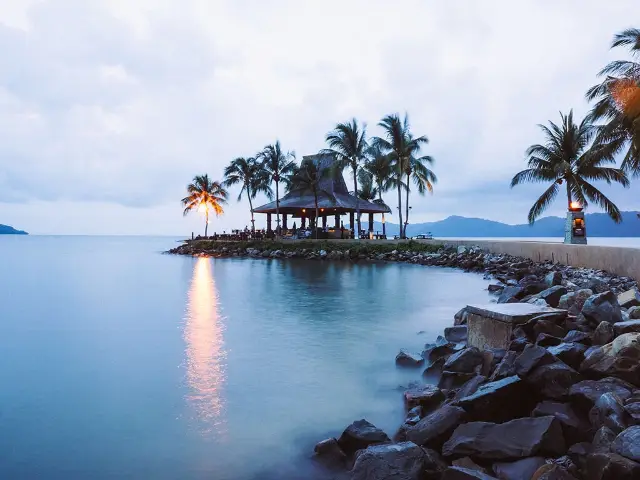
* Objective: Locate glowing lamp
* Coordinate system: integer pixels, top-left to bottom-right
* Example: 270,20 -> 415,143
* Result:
302,208 -> 306,213
198,203 -> 207,213
569,202 -> 583,212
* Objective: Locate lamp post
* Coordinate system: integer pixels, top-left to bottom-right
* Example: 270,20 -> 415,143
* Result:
565,202 -> 587,245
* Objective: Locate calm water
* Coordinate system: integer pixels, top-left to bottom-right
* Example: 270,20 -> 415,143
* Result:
0,236 -> 495,479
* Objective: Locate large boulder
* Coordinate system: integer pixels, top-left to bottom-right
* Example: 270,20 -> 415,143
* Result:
589,392 -> 632,434
539,286 -> 569,308
526,361 -> 583,400
627,306 -> 640,320
444,347 -> 484,374
569,377 -> 636,413
313,437 -> 347,468
404,385 -> 445,410
547,343 -> 588,370
613,320 -> 640,336
585,452 -> 640,480
396,350 -> 425,367
558,289 -> 593,316
581,291 -> 623,327
532,401 -> 591,444
612,426 -> 640,462
498,286 -> 524,304
617,289 -> 640,309
515,344 -> 556,376
455,376 -> 537,423
452,375 -> 487,403
492,457 -> 546,480
405,405 -> 467,449
534,320 -> 567,340
337,419 -> 390,456
350,441 -> 439,480
530,464 -> 578,479
580,333 -> 640,386
592,426 -> 617,453
489,351 -> 518,381
593,322 -> 615,346
445,326 -> 469,344
442,416 -> 566,460
455,308 -> 469,326
624,401 -> 640,422
442,467 -> 498,479
546,271 -> 563,287
563,330 -> 592,345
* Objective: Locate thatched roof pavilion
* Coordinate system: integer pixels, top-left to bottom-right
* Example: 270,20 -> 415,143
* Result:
253,154 -> 390,236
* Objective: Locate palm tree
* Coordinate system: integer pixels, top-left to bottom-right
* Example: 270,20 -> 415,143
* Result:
258,141 -> 296,232
288,160 -> 334,239
223,157 -> 272,232
363,146 -> 393,235
181,174 -> 228,237
511,110 -> 629,224
355,173 -> 379,232
401,135 -> 437,234
586,28 -> 640,176
323,119 -> 368,238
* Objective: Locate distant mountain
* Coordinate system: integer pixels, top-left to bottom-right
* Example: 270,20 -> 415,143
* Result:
365,211 -> 640,237
0,224 -> 28,235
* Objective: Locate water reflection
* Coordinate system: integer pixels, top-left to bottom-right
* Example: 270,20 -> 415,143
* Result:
184,257 -> 227,435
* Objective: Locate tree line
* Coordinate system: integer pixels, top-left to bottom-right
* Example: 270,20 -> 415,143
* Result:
512,28 -> 640,224
182,114 -> 436,238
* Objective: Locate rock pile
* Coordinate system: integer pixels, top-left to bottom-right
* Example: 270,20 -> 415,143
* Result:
314,279 -> 640,478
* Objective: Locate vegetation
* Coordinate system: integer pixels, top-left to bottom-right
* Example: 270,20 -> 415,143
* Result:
258,141 -> 297,231
362,146 -> 392,235
510,110 -> 629,223
223,157 -> 272,231
181,174 -> 228,236
288,160 -> 334,238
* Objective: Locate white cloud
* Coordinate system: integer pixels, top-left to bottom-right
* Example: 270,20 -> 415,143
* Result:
0,0 -> 638,234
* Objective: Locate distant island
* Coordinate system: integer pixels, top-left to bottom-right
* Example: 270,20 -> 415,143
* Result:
377,211 -> 640,238
0,224 -> 28,235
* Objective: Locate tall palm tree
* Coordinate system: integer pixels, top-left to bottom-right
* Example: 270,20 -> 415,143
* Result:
511,110 -> 629,224
323,119 -> 368,238
258,141 -> 296,232
355,173 -> 380,232
223,157 -> 272,232
363,146 -> 393,235
181,174 -> 228,237
586,28 -> 640,176
401,134 -> 437,233
288,160 -> 334,239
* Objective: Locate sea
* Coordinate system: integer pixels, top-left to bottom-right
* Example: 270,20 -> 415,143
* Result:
0,235 -> 637,479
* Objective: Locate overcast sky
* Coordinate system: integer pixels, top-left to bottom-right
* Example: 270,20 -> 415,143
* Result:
0,0 -> 638,235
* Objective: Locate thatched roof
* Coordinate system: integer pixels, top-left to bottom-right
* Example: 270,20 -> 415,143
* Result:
253,154 -> 391,215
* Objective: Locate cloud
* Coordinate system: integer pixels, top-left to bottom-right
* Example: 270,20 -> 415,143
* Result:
0,0 -> 638,234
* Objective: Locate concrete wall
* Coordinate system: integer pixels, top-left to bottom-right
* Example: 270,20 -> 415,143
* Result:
274,238 -> 640,280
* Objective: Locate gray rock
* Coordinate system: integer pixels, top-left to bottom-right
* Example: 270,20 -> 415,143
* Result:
497,286 -> 524,304
624,401 -> 640,422
526,361 -> 582,400
405,405 -> 466,449
533,319 -> 567,340
627,306 -> 640,319
532,401 -> 591,444
530,464 -> 578,479
452,375 -> 487,403
558,289 -> 593,315
445,326 -> 468,344
337,419 -> 390,456
403,385 -> 445,410
586,452 -> 640,479
563,330 -> 592,345
547,342 -> 588,370
455,308 -> 469,326
313,437 -> 347,468
489,351 -> 518,381
492,457 -> 546,480
396,350 -> 424,367
612,426 -> 640,462
580,333 -> 640,387
618,289 -> 640,309
590,392 -> 632,434
569,377 -> 636,413
613,320 -> 640,336
515,344 -> 556,376
350,441 -> 437,480
452,457 -> 489,475
582,291 -> 623,326
546,271 -> 563,287
488,284 -> 504,294
442,467 -> 498,479
592,426 -> 617,453
593,321 -> 615,346
442,416 -> 566,460
444,347 -> 483,374
539,285 -> 569,308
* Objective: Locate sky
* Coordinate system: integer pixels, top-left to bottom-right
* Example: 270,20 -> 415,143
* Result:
0,0 -> 638,235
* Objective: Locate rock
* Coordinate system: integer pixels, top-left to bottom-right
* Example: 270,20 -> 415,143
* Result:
337,419 -> 390,456
536,333 -> 563,347
498,286 -> 524,304
563,330 -> 592,346
350,441 -> 437,480
442,467 -> 498,479
455,375 -> 537,423
526,361 -> 583,400
515,344 -> 556,376
613,320 -> 640,336
534,320 -> 567,340
589,392 -> 632,434
439,371 -> 477,391
452,457 -> 488,475
612,426 -> 640,462
405,405 -> 467,449
547,343 -> 588,370
567,442 -> 591,471
580,333 -> 640,386
617,289 -> 640,309
530,464 -> 577,479
592,426 -> 617,453
593,321 -> 615,346
445,326 -> 468,344
444,347 -> 484,374
457,246 -> 468,254
585,452 -> 640,480
508,337 -> 529,352
442,416 -> 566,460
519,275 -> 549,295
627,306 -> 640,319
492,457 -> 546,480
582,291 -> 623,326
558,289 -> 593,316
403,385 -> 445,411
396,350 -> 424,367
546,271 -> 564,287
532,401 -> 591,444
569,377 -> 636,413
455,308 -> 469,326
313,437 -> 347,468
488,284 -> 504,294
452,375 -> 487,403
624,401 -> 640,422
489,351 -> 518,381
539,286 -> 569,308
587,277 -> 610,294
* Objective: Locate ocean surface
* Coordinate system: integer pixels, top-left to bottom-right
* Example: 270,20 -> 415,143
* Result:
0,235 -> 495,480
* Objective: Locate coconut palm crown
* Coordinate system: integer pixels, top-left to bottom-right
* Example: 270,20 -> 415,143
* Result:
511,110 -> 629,224
258,141 -> 296,231
362,146 -> 393,235
223,157 -> 272,231
400,134 -> 436,233
181,174 -> 228,237
288,160 -> 334,238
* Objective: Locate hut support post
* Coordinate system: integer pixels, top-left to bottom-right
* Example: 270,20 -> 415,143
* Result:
283,214 -> 288,230
267,213 -> 272,233
322,216 -> 327,229
334,213 -> 340,228
368,213 -> 374,233
301,217 -> 306,229
349,212 -> 355,232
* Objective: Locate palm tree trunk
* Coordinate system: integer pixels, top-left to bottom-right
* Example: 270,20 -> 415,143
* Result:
315,192 -> 319,239
379,188 -> 386,236
397,161 -> 404,238
405,172 -> 410,238
248,192 -> 255,232
353,165 -> 360,239
204,208 -> 209,237
566,183 -> 572,210
275,179 -> 280,233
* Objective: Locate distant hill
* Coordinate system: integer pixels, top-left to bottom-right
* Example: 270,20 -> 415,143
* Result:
365,211 -> 640,237
0,224 -> 28,235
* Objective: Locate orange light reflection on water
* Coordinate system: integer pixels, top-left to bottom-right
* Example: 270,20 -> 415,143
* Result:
184,257 -> 227,436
